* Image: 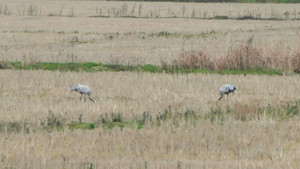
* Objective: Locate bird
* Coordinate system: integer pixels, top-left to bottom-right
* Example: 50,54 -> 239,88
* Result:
218,84 -> 237,101
71,84 -> 96,103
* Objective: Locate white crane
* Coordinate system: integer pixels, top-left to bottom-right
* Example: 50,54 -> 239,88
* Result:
71,84 -> 96,103
218,84 -> 237,101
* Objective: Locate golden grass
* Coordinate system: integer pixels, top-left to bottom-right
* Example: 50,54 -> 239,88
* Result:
0,70 -> 299,168
0,1 -> 299,65
0,70 -> 299,123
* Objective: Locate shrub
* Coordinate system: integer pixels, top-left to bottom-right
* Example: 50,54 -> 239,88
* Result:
174,50 -> 215,70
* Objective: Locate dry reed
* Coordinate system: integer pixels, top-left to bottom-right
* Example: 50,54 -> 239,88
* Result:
173,37 -> 300,72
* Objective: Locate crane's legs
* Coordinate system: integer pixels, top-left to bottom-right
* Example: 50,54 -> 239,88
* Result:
79,94 -> 95,103
89,96 -> 96,103
217,94 -> 224,102
88,94 -> 95,103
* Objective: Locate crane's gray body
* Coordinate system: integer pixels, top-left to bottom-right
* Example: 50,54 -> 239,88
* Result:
71,84 -> 95,103
218,84 -> 237,101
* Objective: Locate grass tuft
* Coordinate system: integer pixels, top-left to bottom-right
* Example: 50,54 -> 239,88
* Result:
40,110 -> 65,131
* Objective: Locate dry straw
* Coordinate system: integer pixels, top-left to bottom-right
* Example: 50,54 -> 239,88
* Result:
173,37 -> 300,72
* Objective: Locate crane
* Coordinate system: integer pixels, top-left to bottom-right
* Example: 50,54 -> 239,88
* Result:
218,84 -> 237,101
71,84 -> 96,103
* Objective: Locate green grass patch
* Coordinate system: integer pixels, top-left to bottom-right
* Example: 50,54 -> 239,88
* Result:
9,62 -> 105,72
213,15 -> 229,20
68,122 -> 96,130
99,112 -> 144,130
218,69 -> 283,75
141,64 -> 162,73
3,61 -> 298,76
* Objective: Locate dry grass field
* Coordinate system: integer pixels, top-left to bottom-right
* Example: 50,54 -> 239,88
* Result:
0,1 -> 300,65
0,1 -> 300,169
0,70 -> 299,169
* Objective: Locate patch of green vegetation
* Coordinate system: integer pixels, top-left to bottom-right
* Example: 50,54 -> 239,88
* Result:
219,69 -> 283,75
10,62 -> 105,72
183,34 -> 194,39
205,105 -> 232,124
99,112 -> 143,130
213,15 -> 229,20
141,64 -> 162,73
68,122 -> 96,130
260,101 -> 300,121
105,64 -> 138,72
4,61 -> 298,75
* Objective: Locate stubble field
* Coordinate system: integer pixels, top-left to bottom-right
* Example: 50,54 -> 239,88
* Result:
0,1 -> 300,169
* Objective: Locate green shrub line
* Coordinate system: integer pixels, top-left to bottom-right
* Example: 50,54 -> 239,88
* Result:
1,61 -> 296,75
0,100 -> 299,133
